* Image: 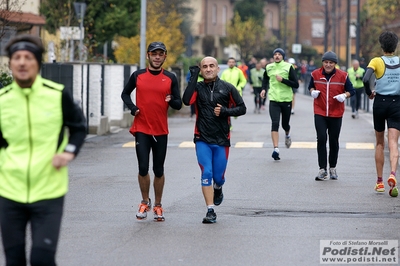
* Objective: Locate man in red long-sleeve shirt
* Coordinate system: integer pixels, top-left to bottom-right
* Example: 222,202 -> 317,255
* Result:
121,42 -> 182,222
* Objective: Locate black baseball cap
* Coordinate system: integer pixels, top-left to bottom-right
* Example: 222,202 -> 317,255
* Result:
147,42 -> 167,53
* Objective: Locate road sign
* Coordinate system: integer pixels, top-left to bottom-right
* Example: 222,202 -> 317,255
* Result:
60,27 -> 82,40
292,43 -> 302,54
73,2 -> 86,20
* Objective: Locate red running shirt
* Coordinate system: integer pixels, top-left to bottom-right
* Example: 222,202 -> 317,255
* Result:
121,68 -> 182,136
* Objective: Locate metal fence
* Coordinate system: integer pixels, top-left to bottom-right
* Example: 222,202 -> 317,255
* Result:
41,63 -> 74,95
40,63 -> 184,135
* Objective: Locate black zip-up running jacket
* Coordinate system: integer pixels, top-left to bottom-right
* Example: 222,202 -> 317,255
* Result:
183,67 -> 246,146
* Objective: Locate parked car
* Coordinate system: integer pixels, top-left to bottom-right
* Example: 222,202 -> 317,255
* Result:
218,64 -> 228,77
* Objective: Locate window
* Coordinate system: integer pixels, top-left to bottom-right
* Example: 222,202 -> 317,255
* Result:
266,11 -> 273,29
212,4 -> 217,25
350,20 -> 357,38
311,19 -> 324,38
222,6 -> 227,36
0,27 -> 16,56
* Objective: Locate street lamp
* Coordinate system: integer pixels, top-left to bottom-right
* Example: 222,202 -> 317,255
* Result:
73,2 -> 87,62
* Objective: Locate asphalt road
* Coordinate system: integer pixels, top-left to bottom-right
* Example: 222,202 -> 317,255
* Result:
1,83 -> 399,265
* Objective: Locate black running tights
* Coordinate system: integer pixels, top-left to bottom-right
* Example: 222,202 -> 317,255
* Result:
0,196 -> 64,266
314,114 -> 342,169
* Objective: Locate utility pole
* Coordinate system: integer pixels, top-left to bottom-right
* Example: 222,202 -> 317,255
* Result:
295,0 -> 300,62
337,0 -> 341,60
346,0 -> 350,68
140,0 -> 147,69
283,0 -> 288,52
324,1 -> 329,52
332,0 -> 336,53
73,2 -> 86,62
356,0 -> 360,60
78,4 -> 84,61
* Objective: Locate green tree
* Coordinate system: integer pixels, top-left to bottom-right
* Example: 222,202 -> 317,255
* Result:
299,45 -> 318,62
162,0 -> 194,56
39,0 -> 76,61
161,0 -> 193,35
251,37 -> 280,59
85,0 -> 140,56
40,0 -> 141,58
360,0 -> 400,61
0,71 -> 13,86
113,0 -> 185,68
40,0 -> 192,61
226,12 -> 266,60
234,0 -> 265,23
39,0 -> 75,35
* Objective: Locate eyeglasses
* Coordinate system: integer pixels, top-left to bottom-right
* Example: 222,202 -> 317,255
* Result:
149,51 -> 166,57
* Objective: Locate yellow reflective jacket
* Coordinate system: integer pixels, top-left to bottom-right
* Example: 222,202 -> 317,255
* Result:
0,75 -> 86,203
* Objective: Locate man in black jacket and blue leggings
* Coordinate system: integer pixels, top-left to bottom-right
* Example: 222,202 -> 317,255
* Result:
183,57 -> 246,223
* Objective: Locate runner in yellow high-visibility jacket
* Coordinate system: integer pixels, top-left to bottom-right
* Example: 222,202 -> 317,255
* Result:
220,57 -> 247,96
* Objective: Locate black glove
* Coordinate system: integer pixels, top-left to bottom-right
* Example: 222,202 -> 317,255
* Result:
189,66 -> 200,75
183,66 -> 201,105
188,66 -> 200,83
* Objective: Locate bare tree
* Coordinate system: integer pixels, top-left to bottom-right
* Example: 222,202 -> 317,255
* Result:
0,0 -> 26,39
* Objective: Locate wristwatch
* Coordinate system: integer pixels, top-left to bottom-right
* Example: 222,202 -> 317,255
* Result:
64,144 -> 77,154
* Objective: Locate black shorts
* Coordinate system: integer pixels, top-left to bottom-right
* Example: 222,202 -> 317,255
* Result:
373,94 -> 400,132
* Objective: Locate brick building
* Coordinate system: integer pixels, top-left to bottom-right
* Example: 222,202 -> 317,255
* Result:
285,0 -> 367,65
187,0 -> 281,60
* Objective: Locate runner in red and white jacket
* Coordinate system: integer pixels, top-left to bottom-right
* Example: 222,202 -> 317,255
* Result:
308,51 -> 355,181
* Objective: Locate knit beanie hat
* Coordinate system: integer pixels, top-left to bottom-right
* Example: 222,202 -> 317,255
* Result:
6,34 -> 44,67
322,51 -> 338,64
272,48 -> 285,59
